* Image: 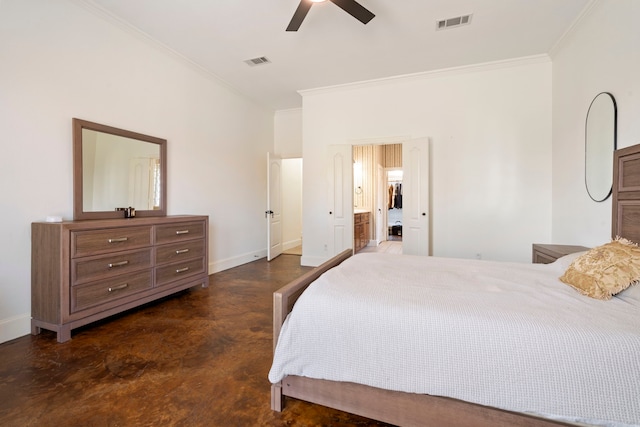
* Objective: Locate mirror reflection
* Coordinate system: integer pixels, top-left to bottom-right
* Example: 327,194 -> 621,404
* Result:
82,129 -> 161,211
585,92 -> 617,202
73,118 -> 167,220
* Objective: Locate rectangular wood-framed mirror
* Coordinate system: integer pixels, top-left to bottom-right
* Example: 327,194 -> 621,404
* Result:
73,118 -> 167,220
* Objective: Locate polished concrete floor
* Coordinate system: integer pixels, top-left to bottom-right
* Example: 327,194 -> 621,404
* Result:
0,254 -> 391,426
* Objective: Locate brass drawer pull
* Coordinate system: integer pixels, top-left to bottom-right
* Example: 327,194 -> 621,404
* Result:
175,267 -> 190,273
108,237 -> 128,243
108,283 -> 129,292
108,260 -> 129,268
175,230 -> 190,235
175,249 -> 190,254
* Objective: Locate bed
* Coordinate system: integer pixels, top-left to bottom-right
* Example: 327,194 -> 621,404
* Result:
269,143 -> 640,427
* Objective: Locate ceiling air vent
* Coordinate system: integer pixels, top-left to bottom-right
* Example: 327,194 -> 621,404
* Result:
244,56 -> 271,67
436,14 -> 472,31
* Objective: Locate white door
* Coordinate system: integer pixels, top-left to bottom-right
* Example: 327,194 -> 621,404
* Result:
402,138 -> 430,256
327,144 -> 353,257
267,152 -> 283,261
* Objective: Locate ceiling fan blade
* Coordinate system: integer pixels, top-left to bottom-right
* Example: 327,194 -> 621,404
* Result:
286,1 -> 313,31
330,0 -> 375,25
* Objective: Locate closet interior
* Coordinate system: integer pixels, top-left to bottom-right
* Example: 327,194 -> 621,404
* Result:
387,169 -> 403,241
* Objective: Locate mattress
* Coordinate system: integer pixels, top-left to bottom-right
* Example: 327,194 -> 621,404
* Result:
269,253 -> 640,426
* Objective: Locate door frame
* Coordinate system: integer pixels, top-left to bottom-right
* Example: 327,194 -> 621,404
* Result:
325,136 -> 430,258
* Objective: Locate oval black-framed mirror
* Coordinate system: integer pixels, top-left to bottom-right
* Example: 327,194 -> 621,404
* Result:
73,118 -> 167,220
585,92 -> 617,202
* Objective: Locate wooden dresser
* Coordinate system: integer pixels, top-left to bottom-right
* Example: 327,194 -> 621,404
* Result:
354,212 -> 370,253
31,215 -> 208,342
532,243 -> 588,264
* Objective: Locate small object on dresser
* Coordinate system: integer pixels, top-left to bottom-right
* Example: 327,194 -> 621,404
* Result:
115,207 -> 136,218
45,216 -> 62,223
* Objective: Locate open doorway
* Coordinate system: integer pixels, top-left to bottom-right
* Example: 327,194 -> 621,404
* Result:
352,144 -> 403,253
387,169 -> 403,242
328,139 -> 427,258
281,158 -> 303,256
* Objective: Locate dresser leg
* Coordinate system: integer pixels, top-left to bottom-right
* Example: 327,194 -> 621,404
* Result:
57,326 -> 71,343
31,321 -> 41,336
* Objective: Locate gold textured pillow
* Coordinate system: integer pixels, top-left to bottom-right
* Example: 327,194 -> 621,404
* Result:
559,237 -> 640,300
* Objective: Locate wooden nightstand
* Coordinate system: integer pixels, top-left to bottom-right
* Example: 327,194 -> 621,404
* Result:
532,244 -> 589,264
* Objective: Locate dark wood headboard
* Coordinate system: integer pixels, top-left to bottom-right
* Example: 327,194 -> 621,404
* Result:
612,143 -> 640,243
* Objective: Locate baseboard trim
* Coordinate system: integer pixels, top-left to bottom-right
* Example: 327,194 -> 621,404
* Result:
209,249 -> 267,274
0,313 -> 31,344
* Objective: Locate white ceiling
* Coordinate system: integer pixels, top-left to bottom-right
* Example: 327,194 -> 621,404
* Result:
86,0 -> 592,111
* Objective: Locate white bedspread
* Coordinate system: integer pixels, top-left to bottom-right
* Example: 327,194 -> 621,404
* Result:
269,253 -> 640,426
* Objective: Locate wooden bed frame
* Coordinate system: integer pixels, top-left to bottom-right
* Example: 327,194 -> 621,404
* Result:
270,143 -> 640,427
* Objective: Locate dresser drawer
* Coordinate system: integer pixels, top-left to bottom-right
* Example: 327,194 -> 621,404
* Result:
155,257 -> 206,287
156,239 -> 206,265
71,270 -> 153,313
72,226 -> 152,257
155,221 -> 205,245
72,249 -> 152,285
533,251 -> 558,264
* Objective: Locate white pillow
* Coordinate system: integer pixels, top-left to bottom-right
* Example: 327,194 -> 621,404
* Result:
615,282 -> 640,303
552,251 -> 588,272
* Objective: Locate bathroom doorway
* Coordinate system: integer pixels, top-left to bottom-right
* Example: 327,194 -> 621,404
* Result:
352,143 -> 403,251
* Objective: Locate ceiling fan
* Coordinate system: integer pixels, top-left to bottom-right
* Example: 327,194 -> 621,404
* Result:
286,0 -> 375,32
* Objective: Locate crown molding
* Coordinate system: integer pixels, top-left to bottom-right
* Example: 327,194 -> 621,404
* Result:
299,54 -> 551,98
549,0 -> 601,58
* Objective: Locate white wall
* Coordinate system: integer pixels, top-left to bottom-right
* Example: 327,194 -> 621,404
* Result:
551,0 -> 640,247
0,0 -> 273,343
301,58 -> 553,266
274,109 -> 303,158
